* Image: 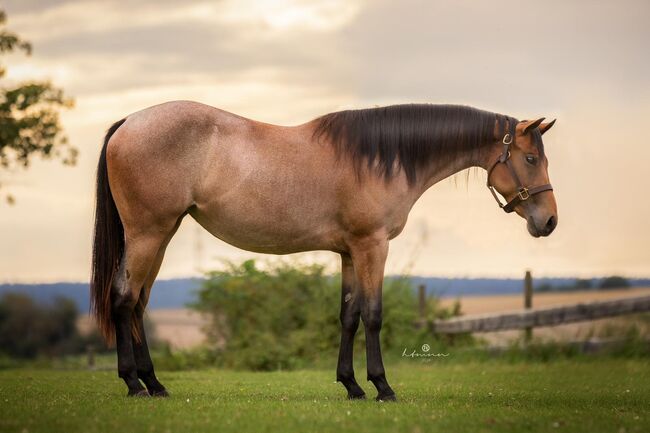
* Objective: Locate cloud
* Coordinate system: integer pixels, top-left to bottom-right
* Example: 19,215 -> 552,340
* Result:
340,0 -> 650,110
5,0 -> 361,103
8,0 -> 362,39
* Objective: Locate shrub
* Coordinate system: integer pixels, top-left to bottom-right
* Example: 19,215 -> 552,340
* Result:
193,259 -> 454,370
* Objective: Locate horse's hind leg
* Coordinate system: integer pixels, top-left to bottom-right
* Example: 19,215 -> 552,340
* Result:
132,217 -> 183,397
132,307 -> 165,396
336,253 -> 366,399
112,231 -> 168,397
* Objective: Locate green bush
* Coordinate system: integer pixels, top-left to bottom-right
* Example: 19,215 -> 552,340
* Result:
192,259 -> 455,371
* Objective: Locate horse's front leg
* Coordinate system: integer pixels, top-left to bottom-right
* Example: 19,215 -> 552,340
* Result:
336,253 -> 366,399
349,236 -> 396,402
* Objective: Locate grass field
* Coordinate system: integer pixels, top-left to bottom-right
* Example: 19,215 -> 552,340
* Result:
1,360 -> 648,433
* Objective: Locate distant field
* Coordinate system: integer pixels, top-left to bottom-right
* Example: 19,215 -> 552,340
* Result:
1,360 -> 648,433
78,308 -> 209,349
440,287 -> 650,314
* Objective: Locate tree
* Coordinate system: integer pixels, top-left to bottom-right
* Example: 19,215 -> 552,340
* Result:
599,276 -> 630,290
0,10 -> 76,204
0,292 -> 79,358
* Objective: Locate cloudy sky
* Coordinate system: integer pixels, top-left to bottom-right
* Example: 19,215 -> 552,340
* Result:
1,0 -> 649,283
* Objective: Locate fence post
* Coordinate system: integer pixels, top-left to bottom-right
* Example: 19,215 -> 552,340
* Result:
87,344 -> 95,370
524,270 -> 533,342
418,284 -> 427,327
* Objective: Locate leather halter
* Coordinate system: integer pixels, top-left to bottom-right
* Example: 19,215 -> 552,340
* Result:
486,124 -> 553,213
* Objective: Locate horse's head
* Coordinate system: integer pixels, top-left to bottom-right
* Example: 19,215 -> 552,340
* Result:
486,118 -> 557,237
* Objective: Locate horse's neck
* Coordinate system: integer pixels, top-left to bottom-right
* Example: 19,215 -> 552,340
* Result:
413,139 -> 499,197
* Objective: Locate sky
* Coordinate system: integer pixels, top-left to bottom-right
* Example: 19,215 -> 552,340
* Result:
1,0 -> 649,283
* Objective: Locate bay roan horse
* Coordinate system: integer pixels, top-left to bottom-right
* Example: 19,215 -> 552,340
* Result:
91,102 -> 557,400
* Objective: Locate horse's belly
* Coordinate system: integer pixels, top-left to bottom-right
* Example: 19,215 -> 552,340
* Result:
189,200 -> 340,255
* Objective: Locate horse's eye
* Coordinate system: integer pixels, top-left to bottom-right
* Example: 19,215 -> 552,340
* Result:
525,155 -> 538,165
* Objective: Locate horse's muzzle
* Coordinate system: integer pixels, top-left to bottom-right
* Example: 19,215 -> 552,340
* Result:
527,214 -> 557,237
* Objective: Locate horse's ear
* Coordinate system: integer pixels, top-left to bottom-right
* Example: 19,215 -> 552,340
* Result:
520,118 -> 545,135
539,119 -> 556,135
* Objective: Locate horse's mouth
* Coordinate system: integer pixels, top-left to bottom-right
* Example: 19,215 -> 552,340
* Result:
527,216 -> 556,238
527,221 -> 542,238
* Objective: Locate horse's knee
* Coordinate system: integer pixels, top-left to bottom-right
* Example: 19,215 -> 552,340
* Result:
362,306 -> 382,332
340,311 -> 360,332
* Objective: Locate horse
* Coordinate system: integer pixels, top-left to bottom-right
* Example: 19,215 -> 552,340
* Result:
91,102 -> 557,400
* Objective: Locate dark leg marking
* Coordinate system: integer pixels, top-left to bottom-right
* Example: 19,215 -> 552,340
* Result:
362,299 -> 396,402
113,298 -> 148,397
336,284 -> 366,399
133,310 -> 168,397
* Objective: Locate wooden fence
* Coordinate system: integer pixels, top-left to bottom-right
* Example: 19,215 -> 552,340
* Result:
428,272 -> 650,335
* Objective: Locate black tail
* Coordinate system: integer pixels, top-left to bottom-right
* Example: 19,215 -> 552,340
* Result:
91,118 -> 126,344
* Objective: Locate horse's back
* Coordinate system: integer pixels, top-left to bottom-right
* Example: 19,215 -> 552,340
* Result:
105,100 -> 348,253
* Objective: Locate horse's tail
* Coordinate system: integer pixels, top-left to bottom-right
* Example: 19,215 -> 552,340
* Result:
91,118 -> 127,345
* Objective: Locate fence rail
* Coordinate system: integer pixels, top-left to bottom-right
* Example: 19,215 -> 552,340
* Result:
433,294 -> 650,334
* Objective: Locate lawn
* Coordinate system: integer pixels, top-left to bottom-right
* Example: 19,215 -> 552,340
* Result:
0,360 -> 648,433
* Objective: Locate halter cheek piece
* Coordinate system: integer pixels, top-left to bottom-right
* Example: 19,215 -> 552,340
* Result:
486,127 -> 553,213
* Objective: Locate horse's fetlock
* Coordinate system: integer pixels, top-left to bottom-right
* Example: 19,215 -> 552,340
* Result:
137,367 -> 154,380
337,368 -> 355,383
367,368 -> 386,382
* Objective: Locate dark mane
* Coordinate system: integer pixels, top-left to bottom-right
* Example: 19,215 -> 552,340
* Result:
313,104 -> 516,184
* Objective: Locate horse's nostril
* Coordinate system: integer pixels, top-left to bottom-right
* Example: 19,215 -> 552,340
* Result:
546,215 -> 557,231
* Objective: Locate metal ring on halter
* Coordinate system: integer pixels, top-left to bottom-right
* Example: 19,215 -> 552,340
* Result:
502,133 -> 513,145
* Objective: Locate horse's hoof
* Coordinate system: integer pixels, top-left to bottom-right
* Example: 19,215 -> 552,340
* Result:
347,392 -> 366,400
128,389 -> 150,397
151,389 -> 170,397
376,393 -> 397,402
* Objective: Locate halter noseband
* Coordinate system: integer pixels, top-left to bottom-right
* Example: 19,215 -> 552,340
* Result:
486,124 -> 553,213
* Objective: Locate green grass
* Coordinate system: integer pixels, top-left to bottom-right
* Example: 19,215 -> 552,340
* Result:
0,360 -> 648,433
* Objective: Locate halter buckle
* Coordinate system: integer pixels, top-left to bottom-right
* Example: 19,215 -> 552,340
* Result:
517,187 -> 530,201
